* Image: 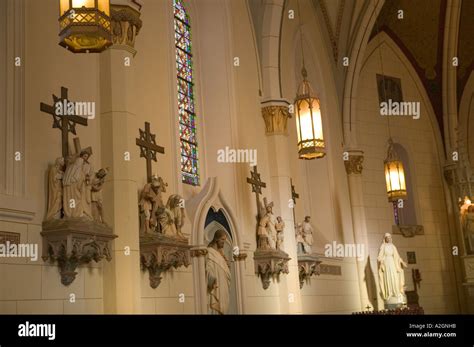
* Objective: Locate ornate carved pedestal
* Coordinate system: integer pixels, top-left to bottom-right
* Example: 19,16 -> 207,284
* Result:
254,249 -> 290,289
41,218 -> 117,286
140,234 -> 191,289
297,254 -> 322,289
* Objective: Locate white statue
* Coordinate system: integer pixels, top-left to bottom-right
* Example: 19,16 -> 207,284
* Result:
46,157 -> 65,220
295,223 -> 305,254
377,233 -> 407,305
206,230 -> 231,314
139,175 -> 166,233
158,194 -> 187,240
275,216 -> 285,251
256,198 -> 277,250
302,216 -> 314,254
91,168 -> 108,223
62,148 -> 94,219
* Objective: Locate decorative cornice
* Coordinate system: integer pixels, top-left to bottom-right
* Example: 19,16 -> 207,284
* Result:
261,105 -> 291,135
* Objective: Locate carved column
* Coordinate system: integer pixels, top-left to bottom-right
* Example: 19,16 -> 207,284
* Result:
100,0 -> 143,313
261,102 -> 302,313
344,149 -> 373,310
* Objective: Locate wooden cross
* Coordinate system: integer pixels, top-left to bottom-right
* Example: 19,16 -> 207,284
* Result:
291,179 -> 299,205
290,178 -> 299,224
247,166 -> 266,213
40,87 -> 88,158
136,122 -> 165,182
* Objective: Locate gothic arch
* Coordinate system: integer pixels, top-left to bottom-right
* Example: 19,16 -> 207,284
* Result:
342,0 -> 384,148
360,32 -> 446,165
186,177 -> 246,313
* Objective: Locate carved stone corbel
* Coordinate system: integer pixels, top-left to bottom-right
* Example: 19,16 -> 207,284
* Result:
344,151 -> 364,175
140,234 -> 191,289
261,104 -> 291,135
190,248 -> 208,258
233,252 -> 248,262
110,4 -> 143,56
254,249 -> 290,289
392,224 -> 424,237
297,254 -> 322,288
41,218 -> 117,286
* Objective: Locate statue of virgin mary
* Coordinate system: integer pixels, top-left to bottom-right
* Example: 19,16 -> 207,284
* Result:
377,233 -> 407,306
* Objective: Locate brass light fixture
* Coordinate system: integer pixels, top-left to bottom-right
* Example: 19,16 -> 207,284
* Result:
384,138 -> 407,202
59,0 -> 112,53
294,0 -> 325,160
294,68 -> 325,159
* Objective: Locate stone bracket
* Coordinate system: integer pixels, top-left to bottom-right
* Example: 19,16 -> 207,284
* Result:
298,254 -> 322,288
254,249 -> 290,290
392,224 -> 424,238
41,218 -> 117,286
140,234 -> 191,289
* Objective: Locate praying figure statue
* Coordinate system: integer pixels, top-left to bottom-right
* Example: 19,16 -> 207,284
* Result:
206,230 -> 231,314
91,168 -> 108,223
275,216 -> 285,251
377,233 -> 407,306
62,148 -> 94,219
139,175 -> 167,233
257,198 -> 278,250
46,157 -> 65,220
157,194 -> 187,240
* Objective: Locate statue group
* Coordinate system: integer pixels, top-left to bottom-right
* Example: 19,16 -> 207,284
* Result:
45,143 -> 108,224
138,175 -> 187,241
256,198 -> 285,251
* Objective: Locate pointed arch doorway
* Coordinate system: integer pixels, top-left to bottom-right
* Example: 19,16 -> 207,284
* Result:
186,177 -> 246,314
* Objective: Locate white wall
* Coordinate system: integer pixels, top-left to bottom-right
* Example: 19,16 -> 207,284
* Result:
356,33 -> 459,313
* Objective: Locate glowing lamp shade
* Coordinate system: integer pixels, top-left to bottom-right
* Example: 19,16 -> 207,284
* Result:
58,0 -> 112,53
384,140 -> 407,202
294,74 -> 325,160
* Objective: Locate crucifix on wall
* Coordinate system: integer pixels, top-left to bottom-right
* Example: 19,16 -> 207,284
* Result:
290,178 -> 299,225
40,86 -> 88,158
136,122 -> 165,182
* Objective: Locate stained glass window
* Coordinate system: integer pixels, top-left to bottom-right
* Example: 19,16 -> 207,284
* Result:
174,0 -> 199,186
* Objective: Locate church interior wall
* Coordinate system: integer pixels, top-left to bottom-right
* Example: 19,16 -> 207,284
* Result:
356,34 -> 459,313
0,0 -> 469,316
0,0 -> 104,314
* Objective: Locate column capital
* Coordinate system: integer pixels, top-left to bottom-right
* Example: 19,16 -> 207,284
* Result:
261,100 -> 291,135
110,4 -> 142,56
344,150 -> 364,175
